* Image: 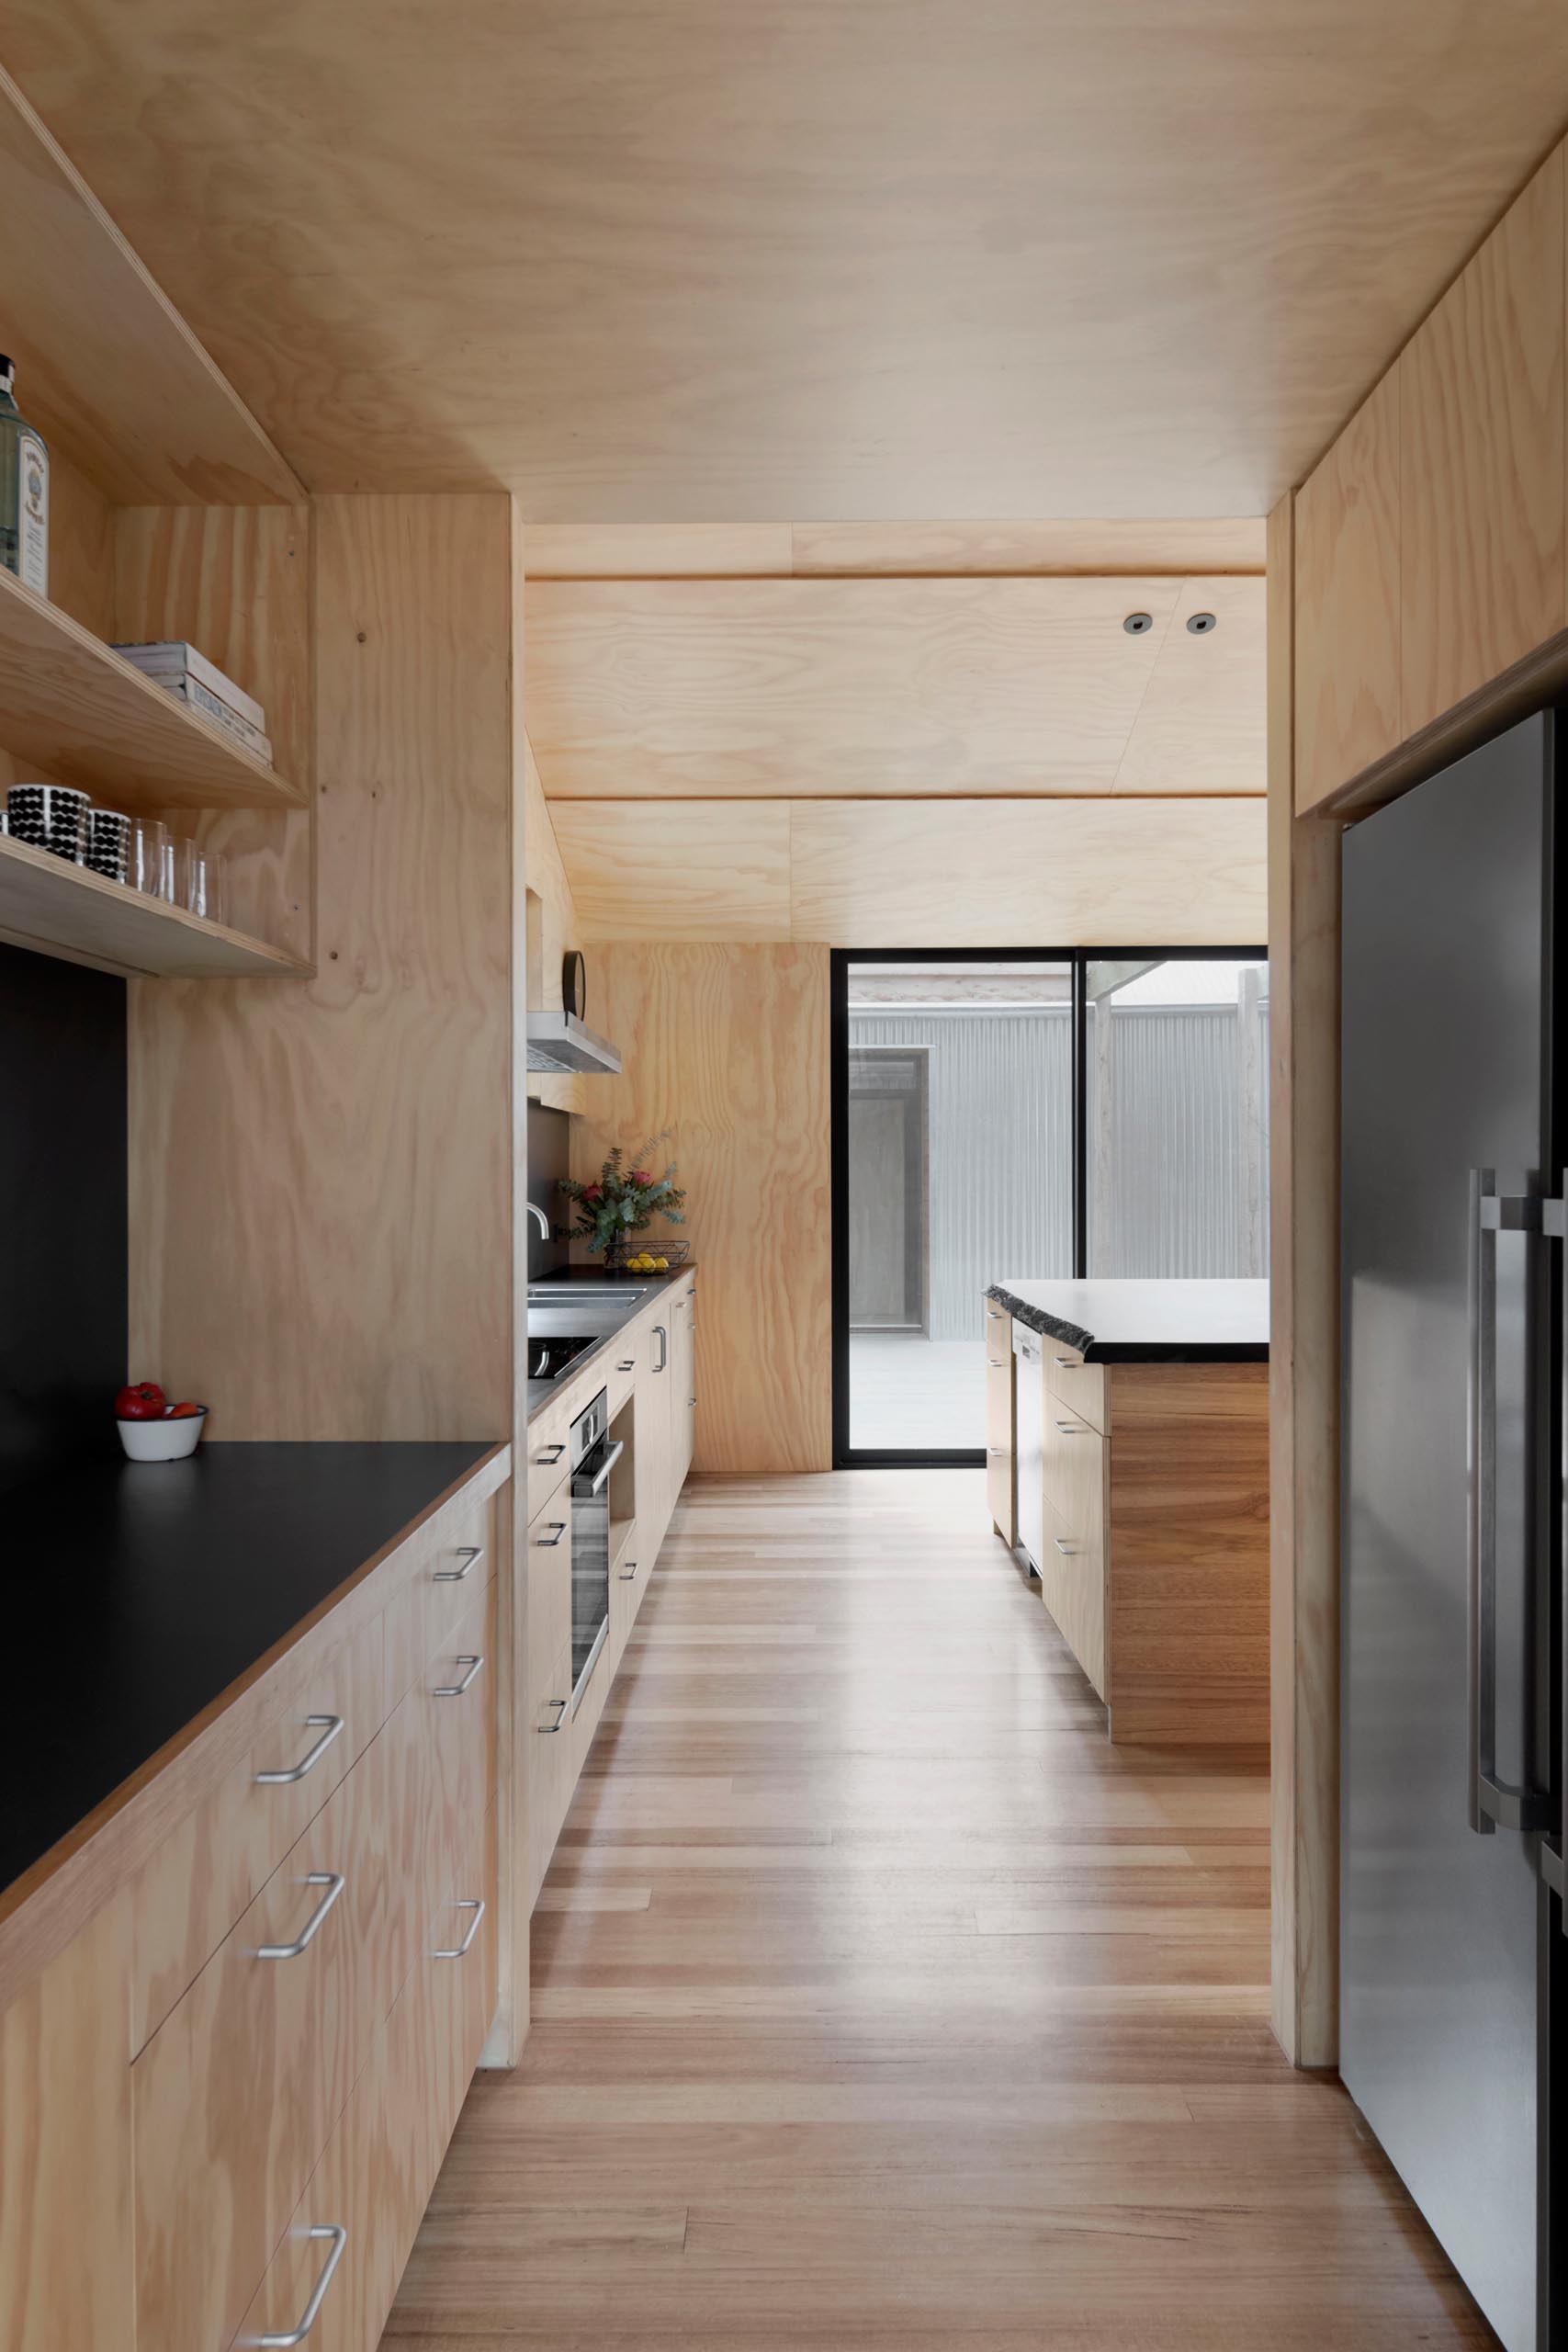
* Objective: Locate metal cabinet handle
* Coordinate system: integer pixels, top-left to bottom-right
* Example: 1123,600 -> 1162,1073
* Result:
433,1653 -> 485,1699
987,1447 -> 1006,1458
581,1437 -> 624,1495
1053,1536 -> 1077,1555
688,1396 -> 696,1408
254,1714 -> 344,1786
1053,1356 -> 1081,1369
434,1544 -> 484,1584
653,1324 -> 668,1373
616,1358 -> 637,1371
534,1442 -> 566,1464
1053,1419 -> 1086,1434
987,1358 -> 1007,1369
434,1896 -> 486,1961
619,1558 -> 639,1580
1467,1170 -> 1556,1837
535,1521 -> 568,1548
540,1697 -> 568,1732
256,1872 -> 345,1961
245,2223 -> 346,2346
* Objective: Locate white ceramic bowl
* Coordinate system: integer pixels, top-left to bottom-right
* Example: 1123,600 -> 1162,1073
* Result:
118,1405 -> 208,1461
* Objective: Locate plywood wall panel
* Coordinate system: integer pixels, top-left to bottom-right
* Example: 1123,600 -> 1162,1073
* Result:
524,521 -> 1267,578
790,799 -> 1268,945
1400,141 -> 1567,736
1113,577 -> 1265,793
570,945 -> 831,1476
549,800 -> 793,942
526,576 -> 1186,797
523,734 -> 591,1115
1293,372 -> 1402,814
556,797 -> 1266,946
129,494 -> 514,1439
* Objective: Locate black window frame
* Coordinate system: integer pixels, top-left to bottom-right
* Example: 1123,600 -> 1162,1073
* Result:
830,943 -> 1269,1469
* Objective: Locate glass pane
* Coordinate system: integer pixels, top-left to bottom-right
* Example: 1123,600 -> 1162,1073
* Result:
1085,957 -> 1269,1277
846,959 -> 1074,1451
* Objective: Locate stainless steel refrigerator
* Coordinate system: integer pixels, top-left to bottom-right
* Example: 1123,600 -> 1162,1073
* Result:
1342,710 -> 1566,2352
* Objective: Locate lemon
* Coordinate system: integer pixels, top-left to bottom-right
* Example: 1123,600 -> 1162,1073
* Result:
654,1256 -> 669,1272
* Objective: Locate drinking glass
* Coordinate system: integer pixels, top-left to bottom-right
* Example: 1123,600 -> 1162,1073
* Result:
177,839 -> 226,924
130,817 -> 173,901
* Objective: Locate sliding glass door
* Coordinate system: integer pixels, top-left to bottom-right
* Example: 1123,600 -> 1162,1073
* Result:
832,945 -> 1268,1466
835,956 -> 1075,1464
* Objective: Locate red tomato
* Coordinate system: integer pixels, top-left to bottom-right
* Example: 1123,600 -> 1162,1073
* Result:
115,1381 -> 165,1420
167,1402 -> 203,1419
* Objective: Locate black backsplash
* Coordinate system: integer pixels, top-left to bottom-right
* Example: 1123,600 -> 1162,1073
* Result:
526,1102 -> 571,1280
0,944 -> 127,1492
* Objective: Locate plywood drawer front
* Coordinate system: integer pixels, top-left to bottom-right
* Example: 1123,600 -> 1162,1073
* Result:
526,1400 -> 573,1524
1043,1399 -> 1107,1546
421,1489 -> 498,1679
131,1607 -> 384,2054
132,1698 -> 419,2352
1043,1346 -> 1108,1434
424,1573 -> 497,1917
1038,1491 -> 1108,1701
985,1319 -> 1013,1543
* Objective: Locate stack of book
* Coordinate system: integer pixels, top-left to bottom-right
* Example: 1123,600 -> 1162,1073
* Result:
112,640 -> 273,765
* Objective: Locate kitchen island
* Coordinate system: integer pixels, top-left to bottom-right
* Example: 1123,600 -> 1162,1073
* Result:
985,1277 -> 1269,1745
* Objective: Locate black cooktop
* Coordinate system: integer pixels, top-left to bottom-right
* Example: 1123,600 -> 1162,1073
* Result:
526,1334 -> 601,1382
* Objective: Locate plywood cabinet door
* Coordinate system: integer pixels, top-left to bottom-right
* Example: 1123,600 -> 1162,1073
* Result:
672,1287 -> 696,1489
1293,369 -> 1403,812
985,1302 -> 1014,1543
1400,140 -> 1567,737
0,1895 -> 134,2352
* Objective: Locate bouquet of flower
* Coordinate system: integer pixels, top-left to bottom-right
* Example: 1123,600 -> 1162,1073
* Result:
558,1134 -> 686,1268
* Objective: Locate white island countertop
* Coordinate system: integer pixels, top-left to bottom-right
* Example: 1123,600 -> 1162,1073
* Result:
988,1277 -> 1269,1363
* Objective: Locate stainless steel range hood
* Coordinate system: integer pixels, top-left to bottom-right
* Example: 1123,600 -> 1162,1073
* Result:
525,1011 -> 623,1076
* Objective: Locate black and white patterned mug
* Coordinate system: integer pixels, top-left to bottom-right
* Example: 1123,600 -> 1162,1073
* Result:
6,783 -> 90,861
84,806 -> 131,884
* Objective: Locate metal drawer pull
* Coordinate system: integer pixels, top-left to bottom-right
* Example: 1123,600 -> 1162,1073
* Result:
987,1447 -> 1006,1458
434,1897 -> 486,1961
1053,1419 -> 1087,1434
582,1437 -> 625,1495
256,1872 -> 345,1961
1053,1356 -> 1080,1369
535,1521 -> 568,1548
246,2223 -> 346,2346
254,1714 -> 344,1786
1053,1536 -> 1078,1555
541,1697 -> 568,1732
433,1653 -> 485,1698
987,1357 -> 1007,1369
619,1558 -> 639,1580
653,1324 -> 668,1373
617,1358 -> 637,1371
434,1544 -> 484,1584
534,1442 -> 566,1464
688,1396 -> 696,1408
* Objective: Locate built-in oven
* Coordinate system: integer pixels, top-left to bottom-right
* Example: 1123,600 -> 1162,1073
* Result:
569,1388 -> 621,1710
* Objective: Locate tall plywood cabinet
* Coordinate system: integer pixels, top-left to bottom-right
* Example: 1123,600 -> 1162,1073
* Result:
1295,134 -> 1568,812
0,62 -> 536,2352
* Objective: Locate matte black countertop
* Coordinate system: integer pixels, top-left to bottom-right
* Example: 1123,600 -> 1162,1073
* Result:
987,1277 -> 1269,1363
526,1261 -> 697,1421
2,1440 -> 501,1900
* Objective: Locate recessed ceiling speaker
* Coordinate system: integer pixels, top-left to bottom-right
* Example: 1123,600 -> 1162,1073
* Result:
562,949 -> 587,1019
1123,612 -> 1153,635
1187,611 -> 1217,634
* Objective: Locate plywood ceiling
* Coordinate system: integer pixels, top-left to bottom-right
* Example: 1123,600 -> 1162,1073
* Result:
525,575 -> 1265,796
4,3 -> 1565,515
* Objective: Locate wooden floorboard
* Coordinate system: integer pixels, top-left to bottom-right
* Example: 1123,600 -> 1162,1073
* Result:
384,1469 -> 1488,2348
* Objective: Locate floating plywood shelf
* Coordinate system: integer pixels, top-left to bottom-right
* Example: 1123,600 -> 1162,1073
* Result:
0,62 -> 302,505
0,569 -> 306,813
0,832 -> 310,979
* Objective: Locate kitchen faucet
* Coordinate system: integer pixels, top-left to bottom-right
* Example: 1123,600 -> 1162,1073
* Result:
526,1201 -> 551,1238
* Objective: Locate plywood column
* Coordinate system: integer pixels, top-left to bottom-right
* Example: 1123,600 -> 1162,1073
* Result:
1267,492 -> 1342,2068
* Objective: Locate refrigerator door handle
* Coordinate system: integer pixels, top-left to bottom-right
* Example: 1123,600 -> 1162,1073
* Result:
1467,1168 -> 1556,1838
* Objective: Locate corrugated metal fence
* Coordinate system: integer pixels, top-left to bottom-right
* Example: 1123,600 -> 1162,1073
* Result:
849,1003 -> 1269,1340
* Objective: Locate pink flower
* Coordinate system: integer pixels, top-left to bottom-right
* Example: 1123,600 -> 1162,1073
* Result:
582,1183 -> 603,1204
629,1169 -> 652,1185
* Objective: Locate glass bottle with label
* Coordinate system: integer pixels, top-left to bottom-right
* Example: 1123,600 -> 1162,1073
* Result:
0,356 -> 49,596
